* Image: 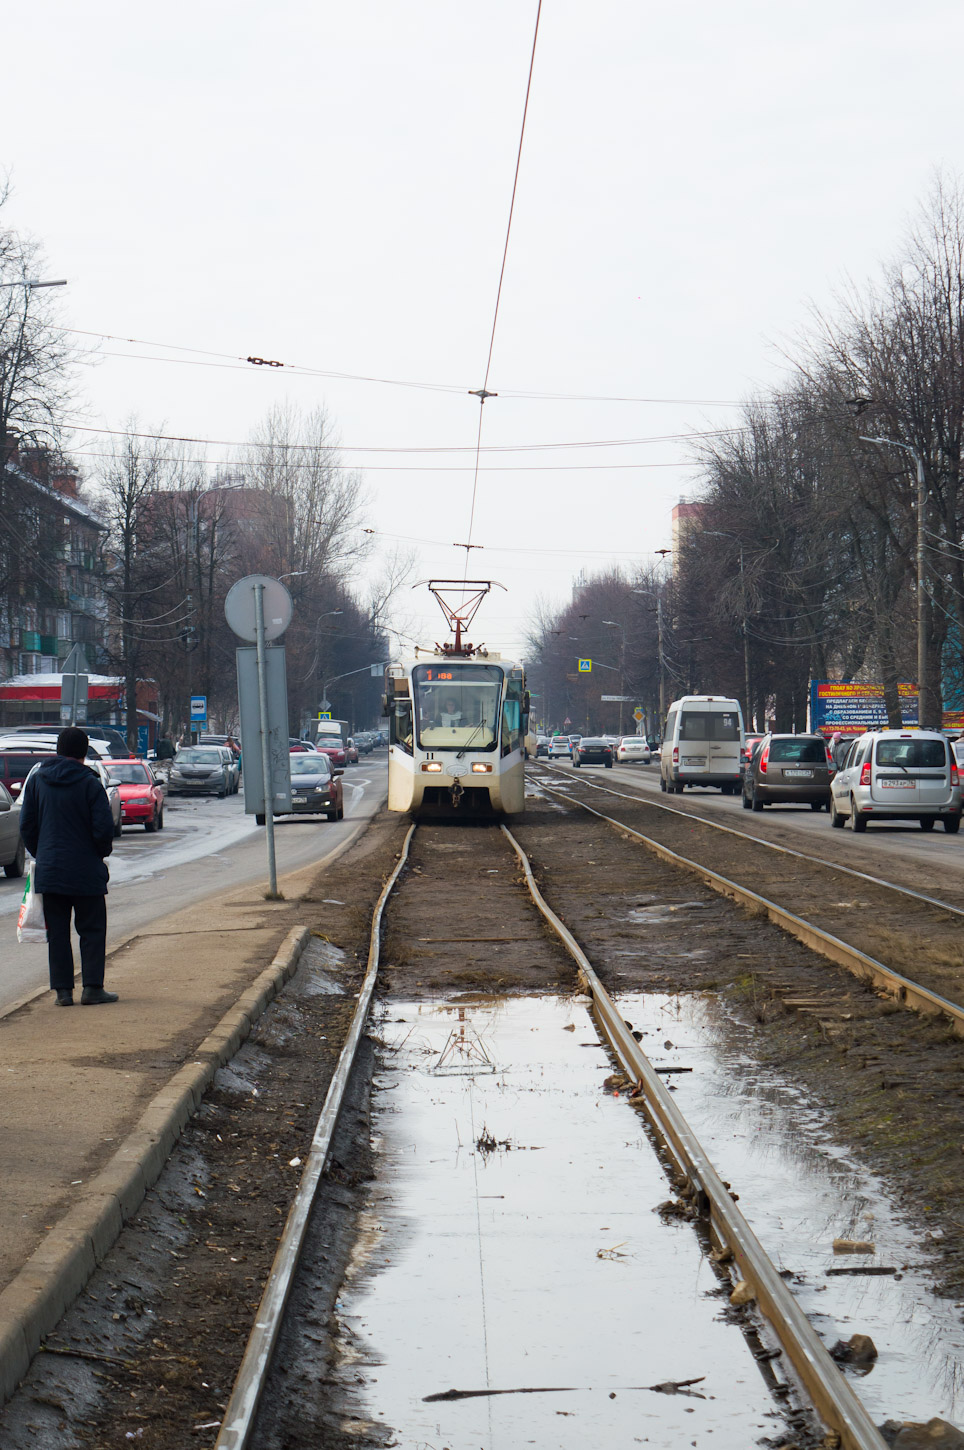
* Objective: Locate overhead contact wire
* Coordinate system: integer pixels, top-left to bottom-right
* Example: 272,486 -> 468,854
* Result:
464,0 -> 543,580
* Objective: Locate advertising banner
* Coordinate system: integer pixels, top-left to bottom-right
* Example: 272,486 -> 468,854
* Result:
810,681 -> 918,736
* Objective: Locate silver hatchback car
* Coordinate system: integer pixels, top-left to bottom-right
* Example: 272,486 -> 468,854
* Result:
830,730 -> 962,833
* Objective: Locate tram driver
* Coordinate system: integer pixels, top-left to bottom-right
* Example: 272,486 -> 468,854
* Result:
438,695 -> 463,727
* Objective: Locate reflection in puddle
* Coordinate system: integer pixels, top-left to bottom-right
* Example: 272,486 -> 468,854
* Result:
330,997 -> 791,1447
626,901 -> 710,925
618,992 -> 964,1421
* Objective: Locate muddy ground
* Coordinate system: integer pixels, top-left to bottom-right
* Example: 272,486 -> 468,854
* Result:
2,789 -> 964,1449
531,764 -> 964,1002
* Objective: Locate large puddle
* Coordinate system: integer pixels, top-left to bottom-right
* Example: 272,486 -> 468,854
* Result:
328,996 -> 793,1446
617,993 -> 964,1424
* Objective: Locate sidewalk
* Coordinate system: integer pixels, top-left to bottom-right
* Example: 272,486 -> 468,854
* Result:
0,819 -> 371,1402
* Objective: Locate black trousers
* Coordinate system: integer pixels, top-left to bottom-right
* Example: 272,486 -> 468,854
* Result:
43,893 -> 107,991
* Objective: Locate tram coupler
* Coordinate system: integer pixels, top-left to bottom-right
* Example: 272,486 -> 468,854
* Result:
450,780 -> 464,808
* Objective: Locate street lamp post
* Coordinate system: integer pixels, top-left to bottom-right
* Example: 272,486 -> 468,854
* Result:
860,435 -> 929,729
632,589 -> 667,735
705,531 -> 752,729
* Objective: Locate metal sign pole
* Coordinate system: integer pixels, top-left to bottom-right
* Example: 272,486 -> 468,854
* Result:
254,582 -> 279,897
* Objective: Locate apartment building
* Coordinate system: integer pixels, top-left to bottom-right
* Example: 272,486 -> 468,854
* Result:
0,441 -> 108,679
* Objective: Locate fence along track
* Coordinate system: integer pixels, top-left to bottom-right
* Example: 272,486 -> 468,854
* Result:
533,772 -> 964,1037
501,823 -> 887,1450
215,823 -> 417,1450
535,761 -> 964,923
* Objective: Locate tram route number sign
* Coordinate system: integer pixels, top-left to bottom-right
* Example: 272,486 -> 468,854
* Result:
577,659 -> 592,672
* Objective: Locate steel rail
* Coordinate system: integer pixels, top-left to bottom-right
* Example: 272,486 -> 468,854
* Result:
534,777 -> 964,1036
215,822 -> 417,1450
535,762 -> 964,923
501,823 -> 888,1450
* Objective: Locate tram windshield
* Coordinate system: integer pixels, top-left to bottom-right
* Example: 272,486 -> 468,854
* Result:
413,664 -> 504,752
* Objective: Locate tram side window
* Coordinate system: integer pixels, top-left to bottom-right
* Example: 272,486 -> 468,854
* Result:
390,697 -> 413,754
502,678 -> 524,757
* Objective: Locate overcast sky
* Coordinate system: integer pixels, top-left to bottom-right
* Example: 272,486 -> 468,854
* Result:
4,2 -> 961,661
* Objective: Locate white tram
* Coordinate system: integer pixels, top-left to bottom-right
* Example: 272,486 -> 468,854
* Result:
385,582 -> 529,816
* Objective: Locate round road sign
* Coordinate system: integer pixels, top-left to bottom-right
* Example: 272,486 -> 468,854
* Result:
224,575 -> 293,642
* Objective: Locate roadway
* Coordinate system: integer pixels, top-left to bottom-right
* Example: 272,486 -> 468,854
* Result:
542,754 -> 964,886
0,757 -> 388,1015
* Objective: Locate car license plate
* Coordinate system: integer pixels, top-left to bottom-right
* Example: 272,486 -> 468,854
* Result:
683,756 -> 705,766
292,795 -> 307,803
880,779 -> 914,789
784,769 -> 813,778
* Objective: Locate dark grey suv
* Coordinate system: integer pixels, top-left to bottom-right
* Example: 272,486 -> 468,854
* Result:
742,733 -> 833,812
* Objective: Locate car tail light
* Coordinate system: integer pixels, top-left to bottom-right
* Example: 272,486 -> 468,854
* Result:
672,746 -> 679,765
952,763 -> 960,788
825,747 -> 833,765
759,743 -> 769,774
860,761 -> 871,786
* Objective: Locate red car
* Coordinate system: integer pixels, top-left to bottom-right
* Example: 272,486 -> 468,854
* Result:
315,743 -> 347,769
104,760 -> 166,832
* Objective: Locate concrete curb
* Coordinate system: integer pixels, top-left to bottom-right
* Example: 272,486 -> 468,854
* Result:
0,923 -> 310,1405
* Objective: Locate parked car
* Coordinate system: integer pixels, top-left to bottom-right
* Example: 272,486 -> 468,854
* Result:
1,724 -> 133,758
0,781 -> 25,877
215,745 -> 241,794
282,750 -> 344,821
830,729 -> 962,833
345,738 -> 360,765
742,733 -> 834,812
353,732 -> 374,754
0,748 -> 57,800
0,732 -> 112,762
167,746 -> 232,797
547,736 -> 573,761
104,759 -> 166,831
572,737 -> 614,768
18,757 -> 123,835
616,736 -> 652,765
201,733 -> 241,758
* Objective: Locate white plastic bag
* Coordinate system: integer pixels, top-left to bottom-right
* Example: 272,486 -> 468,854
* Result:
17,861 -> 47,945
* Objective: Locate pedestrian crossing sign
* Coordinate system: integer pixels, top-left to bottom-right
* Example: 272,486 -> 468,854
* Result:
578,659 -> 592,672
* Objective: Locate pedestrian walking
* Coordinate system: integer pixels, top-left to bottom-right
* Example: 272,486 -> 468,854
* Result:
18,727 -> 118,1007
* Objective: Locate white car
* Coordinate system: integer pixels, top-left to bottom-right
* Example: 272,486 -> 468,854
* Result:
830,729 -> 962,833
547,736 -> 573,761
616,735 -> 652,765
20,757 -> 123,837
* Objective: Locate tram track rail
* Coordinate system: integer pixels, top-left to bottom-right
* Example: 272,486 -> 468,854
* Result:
532,763 -> 964,1037
215,817 -> 891,1450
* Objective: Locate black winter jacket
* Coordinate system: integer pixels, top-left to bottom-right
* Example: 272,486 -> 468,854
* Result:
19,756 -> 114,895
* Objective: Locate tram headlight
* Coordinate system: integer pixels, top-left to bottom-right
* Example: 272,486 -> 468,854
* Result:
421,761 -> 443,772
471,763 -> 492,773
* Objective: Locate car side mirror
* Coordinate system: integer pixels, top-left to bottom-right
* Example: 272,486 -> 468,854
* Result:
334,768 -> 345,776
0,797 -> 9,812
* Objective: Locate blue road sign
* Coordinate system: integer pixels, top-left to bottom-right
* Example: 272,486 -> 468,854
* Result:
578,659 -> 592,672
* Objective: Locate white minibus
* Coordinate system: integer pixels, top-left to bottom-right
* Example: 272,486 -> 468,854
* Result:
660,695 -> 744,795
